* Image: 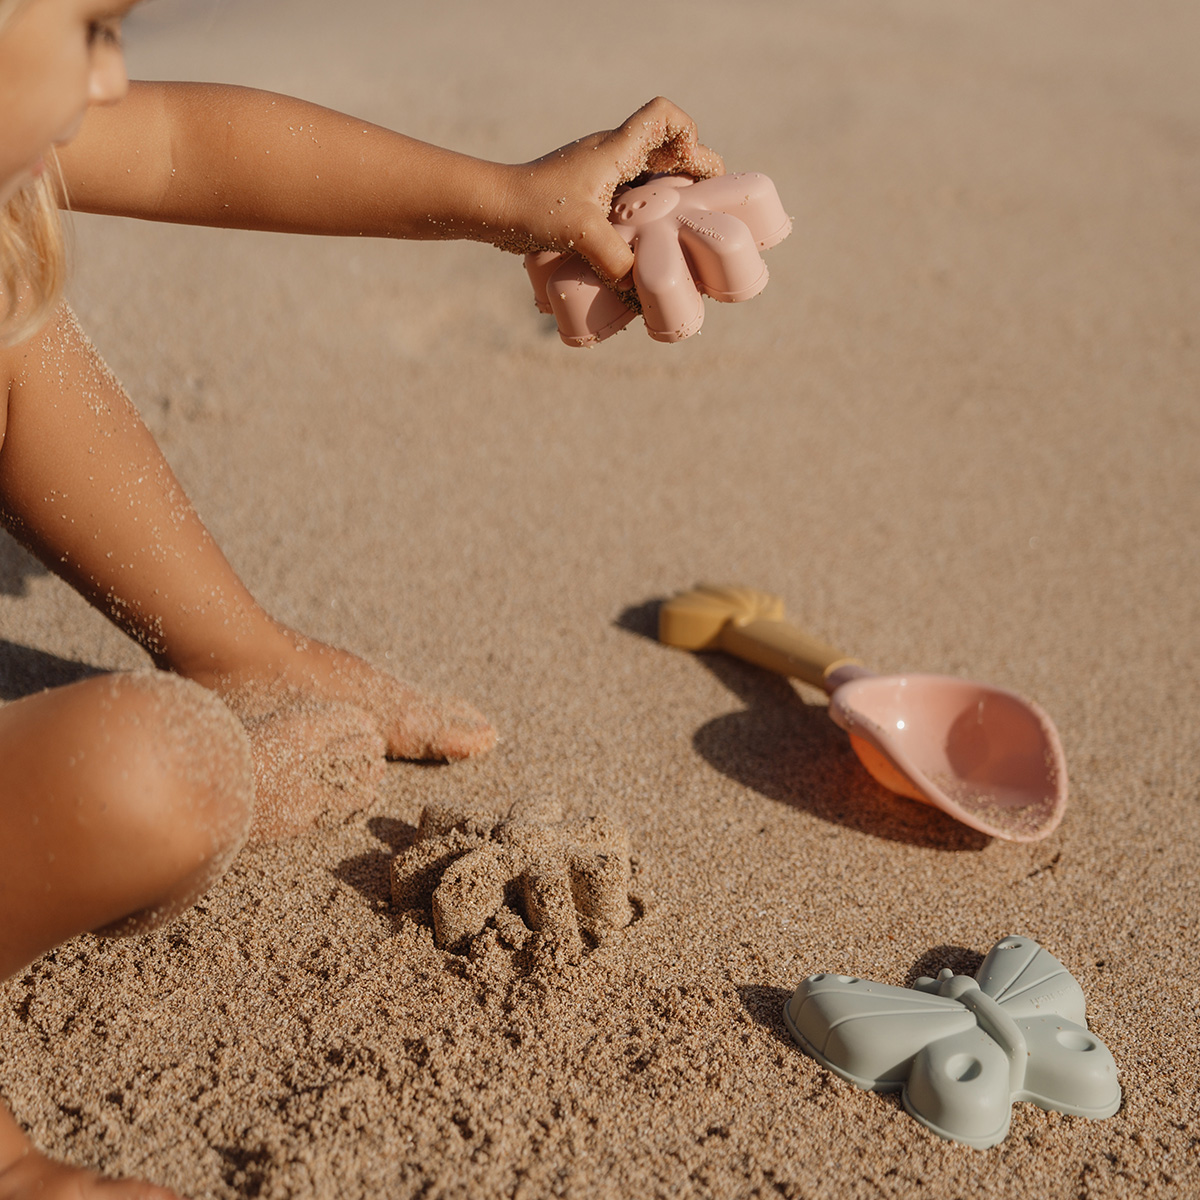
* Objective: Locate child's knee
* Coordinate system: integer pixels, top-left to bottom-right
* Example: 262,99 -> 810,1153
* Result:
0,672 -> 254,962
82,672 -> 254,932
102,671 -> 253,864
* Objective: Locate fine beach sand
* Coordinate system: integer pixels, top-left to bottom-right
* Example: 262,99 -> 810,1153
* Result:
2,0 -> 1198,1195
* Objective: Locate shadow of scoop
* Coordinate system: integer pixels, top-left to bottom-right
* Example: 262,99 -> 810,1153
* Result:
618,601 -> 988,852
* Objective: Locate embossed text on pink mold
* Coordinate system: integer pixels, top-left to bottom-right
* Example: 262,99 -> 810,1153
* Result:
525,172 -> 791,347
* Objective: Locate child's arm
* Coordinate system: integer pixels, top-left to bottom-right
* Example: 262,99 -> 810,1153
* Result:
54,83 -> 723,285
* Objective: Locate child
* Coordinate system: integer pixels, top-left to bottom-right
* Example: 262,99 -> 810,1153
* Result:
0,1 -> 724,1194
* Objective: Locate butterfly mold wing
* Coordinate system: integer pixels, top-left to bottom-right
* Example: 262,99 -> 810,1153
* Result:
1015,1015 -> 1122,1119
784,974 -> 973,1090
976,935 -> 1087,1023
904,1025 -> 1015,1148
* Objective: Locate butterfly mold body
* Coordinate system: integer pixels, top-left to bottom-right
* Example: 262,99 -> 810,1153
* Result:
783,936 -> 1121,1148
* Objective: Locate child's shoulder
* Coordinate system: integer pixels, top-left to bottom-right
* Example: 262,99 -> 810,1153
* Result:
0,333 -> 19,394
0,326 -> 28,403
0,342 -> 12,445
0,307 -> 48,438
0,302 -> 70,392
0,301 -> 40,397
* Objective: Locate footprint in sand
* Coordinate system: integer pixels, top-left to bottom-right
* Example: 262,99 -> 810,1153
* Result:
390,800 -> 642,960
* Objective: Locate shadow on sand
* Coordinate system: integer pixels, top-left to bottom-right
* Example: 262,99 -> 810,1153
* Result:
331,814 -> 422,906
616,598 -> 988,853
0,640 -> 104,702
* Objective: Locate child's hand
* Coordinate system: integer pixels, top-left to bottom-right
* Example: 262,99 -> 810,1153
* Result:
189,626 -> 497,844
0,1147 -> 182,1200
502,96 -> 725,285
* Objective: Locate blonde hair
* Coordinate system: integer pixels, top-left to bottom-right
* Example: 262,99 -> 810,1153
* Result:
1,0 -> 69,347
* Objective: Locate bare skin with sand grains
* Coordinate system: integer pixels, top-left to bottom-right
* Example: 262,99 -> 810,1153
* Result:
0,0 -> 724,1194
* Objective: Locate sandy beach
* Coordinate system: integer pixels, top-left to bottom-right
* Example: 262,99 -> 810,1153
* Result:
2,0 -> 1198,1195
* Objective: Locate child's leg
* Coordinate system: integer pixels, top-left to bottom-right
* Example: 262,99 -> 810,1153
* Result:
0,306 -> 495,840
0,670 -> 249,1199
0,671 -> 253,980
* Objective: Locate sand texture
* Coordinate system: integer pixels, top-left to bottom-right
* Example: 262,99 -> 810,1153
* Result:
2,0 -> 1198,1196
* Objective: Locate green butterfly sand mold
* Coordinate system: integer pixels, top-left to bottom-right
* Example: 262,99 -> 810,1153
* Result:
783,936 -> 1121,1148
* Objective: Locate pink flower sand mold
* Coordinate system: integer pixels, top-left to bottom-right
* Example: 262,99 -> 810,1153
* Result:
390,800 -> 641,961
525,171 -> 792,346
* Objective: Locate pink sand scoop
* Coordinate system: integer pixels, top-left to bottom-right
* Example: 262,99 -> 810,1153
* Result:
659,586 -> 1068,842
526,171 -> 791,346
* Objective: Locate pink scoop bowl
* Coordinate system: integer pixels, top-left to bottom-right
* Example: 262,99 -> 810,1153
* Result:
526,172 -> 791,346
659,586 -> 1068,842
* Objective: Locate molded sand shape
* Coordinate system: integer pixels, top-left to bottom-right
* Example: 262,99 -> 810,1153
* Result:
390,799 -> 637,959
783,936 -> 1121,1148
525,172 -> 791,346
659,585 -> 1067,842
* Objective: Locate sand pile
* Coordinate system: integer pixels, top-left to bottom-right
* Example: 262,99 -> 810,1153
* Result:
391,802 -> 640,959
